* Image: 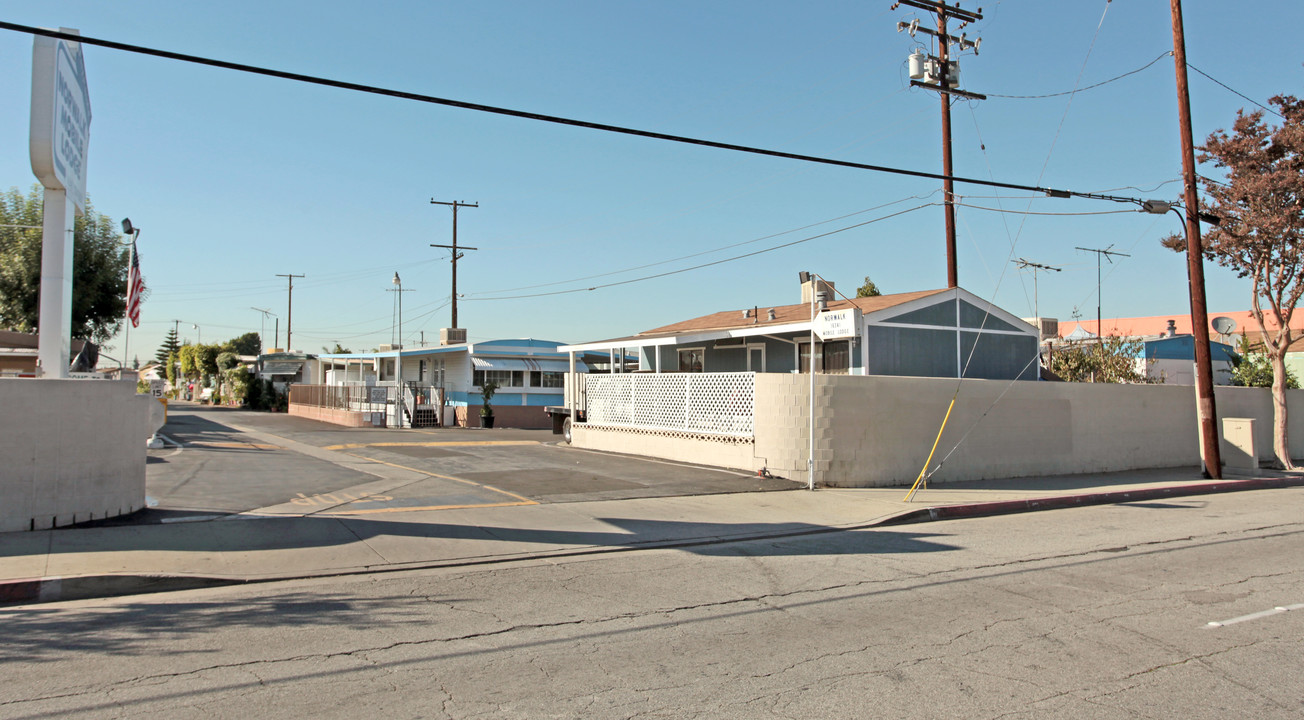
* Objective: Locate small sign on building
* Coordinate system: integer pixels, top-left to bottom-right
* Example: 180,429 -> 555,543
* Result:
813,307 -> 861,341
369,386 -> 388,404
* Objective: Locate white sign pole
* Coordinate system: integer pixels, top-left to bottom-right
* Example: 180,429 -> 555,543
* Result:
37,191 -> 75,377
808,291 -> 816,491
30,29 -> 91,379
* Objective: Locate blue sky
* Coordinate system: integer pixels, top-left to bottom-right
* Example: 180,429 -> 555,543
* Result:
2,1 -> 1301,363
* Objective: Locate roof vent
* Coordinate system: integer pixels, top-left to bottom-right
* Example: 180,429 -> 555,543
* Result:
767,308 -> 777,321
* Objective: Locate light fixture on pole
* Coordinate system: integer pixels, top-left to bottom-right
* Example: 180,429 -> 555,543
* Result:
192,323 -> 201,345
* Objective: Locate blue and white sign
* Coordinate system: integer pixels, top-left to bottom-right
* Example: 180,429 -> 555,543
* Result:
30,29 -> 91,212
814,307 -> 860,341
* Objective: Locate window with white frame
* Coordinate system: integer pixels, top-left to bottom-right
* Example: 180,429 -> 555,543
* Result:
474,369 -> 522,387
539,371 -> 565,387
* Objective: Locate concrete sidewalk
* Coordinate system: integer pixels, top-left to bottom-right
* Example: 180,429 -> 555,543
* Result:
3,466 -> 1302,606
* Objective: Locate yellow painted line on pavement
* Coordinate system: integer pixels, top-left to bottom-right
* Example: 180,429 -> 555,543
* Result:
322,440 -> 540,451
189,441 -> 282,450
327,499 -> 537,515
341,452 -> 539,507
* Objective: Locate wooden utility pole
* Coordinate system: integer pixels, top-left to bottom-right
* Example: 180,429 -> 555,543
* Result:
893,0 -> 984,288
429,200 -> 478,329
937,9 -> 957,288
276,273 -> 304,351
1170,0 -> 1221,478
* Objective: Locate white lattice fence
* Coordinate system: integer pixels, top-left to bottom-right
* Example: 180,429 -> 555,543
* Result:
584,372 -> 755,437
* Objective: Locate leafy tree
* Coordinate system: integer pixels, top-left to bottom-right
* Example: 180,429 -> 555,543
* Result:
1161,95 -> 1304,467
165,350 -> 178,392
855,276 -> 882,298
196,344 -> 219,382
245,371 -> 264,409
225,365 -> 252,405
178,345 -> 199,395
322,342 -> 351,354
1046,336 -> 1155,384
0,185 -> 134,344
1231,352 -> 1300,389
155,327 -> 181,364
216,351 -> 240,372
224,331 -> 261,356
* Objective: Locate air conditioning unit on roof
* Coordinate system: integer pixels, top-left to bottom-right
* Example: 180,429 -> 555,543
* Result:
441,328 -> 467,346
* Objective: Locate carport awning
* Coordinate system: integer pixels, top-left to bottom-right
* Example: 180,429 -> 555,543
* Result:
261,361 -> 304,375
471,357 -> 587,372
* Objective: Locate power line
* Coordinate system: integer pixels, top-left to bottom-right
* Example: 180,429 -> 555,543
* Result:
469,194 -> 938,298
467,203 -> 935,301
986,51 -> 1172,99
953,203 -> 1138,217
0,22 -> 1157,208
1188,63 -> 1285,119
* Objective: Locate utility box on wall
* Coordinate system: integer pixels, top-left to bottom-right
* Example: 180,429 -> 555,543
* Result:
1221,417 -> 1258,470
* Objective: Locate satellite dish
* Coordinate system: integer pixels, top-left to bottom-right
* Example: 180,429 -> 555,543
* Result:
1211,316 -> 1237,335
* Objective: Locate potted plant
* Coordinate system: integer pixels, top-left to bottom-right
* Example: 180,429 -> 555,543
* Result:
479,381 -> 499,428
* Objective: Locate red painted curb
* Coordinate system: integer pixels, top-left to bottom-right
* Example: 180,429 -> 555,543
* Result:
0,577 -> 57,605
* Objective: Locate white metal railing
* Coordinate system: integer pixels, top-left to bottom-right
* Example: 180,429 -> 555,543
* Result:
583,372 -> 755,437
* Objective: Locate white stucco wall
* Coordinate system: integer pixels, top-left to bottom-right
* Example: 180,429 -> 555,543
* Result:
573,373 -> 1304,488
0,379 -> 150,532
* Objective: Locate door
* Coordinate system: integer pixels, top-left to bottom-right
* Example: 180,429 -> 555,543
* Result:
747,345 -> 765,372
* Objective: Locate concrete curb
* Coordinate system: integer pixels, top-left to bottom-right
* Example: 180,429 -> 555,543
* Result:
0,574 -> 235,606
878,476 -> 1304,526
5,476 -> 1301,607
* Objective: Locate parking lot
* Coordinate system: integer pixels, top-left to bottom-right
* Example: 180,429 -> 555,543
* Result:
140,404 -> 797,521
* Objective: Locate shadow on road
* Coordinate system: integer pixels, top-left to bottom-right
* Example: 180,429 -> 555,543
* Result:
5,515 -> 958,561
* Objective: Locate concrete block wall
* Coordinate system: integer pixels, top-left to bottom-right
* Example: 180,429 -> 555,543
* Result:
1209,384 -> 1304,464
0,379 -> 149,532
774,376 -> 1304,487
569,373 -> 1304,489
289,404 -> 373,427
752,374 -> 818,485
571,425 -> 758,472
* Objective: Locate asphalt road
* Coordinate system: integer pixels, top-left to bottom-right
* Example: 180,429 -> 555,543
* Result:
4,488 -> 1301,718
135,404 -> 794,520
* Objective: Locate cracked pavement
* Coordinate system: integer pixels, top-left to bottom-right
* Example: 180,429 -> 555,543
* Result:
2,488 -> 1302,718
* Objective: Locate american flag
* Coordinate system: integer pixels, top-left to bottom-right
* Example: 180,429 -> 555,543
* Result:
127,241 -> 145,328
